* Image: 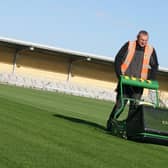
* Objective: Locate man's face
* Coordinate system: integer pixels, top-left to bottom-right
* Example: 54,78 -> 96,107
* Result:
137,34 -> 149,47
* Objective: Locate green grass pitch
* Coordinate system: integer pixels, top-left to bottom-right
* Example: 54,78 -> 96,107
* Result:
0,84 -> 167,168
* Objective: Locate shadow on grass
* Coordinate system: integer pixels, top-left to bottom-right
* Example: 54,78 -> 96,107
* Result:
53,114 -> 106,131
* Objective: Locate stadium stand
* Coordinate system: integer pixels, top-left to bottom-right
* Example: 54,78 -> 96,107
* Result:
0,37 -> 167,107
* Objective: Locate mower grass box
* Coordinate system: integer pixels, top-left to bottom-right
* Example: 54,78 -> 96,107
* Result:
126,105 -> 168,145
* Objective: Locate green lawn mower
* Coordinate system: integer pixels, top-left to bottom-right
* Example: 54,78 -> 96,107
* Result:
110,75 -> 168,145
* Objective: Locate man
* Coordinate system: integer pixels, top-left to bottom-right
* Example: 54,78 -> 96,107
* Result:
107,30 -> 159,131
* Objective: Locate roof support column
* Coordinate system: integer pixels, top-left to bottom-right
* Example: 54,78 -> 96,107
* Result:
67,59 -> 73,82
12,49 -> 19,74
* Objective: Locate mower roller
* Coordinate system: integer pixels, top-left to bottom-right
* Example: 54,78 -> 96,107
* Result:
110,75 -> 168,145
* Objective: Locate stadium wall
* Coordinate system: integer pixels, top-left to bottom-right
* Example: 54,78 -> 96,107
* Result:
70,61 -> 116,88
0,46 -> 14,73
15,51 -> 69,81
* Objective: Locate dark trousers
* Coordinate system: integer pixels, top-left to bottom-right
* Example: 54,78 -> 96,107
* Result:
108,85 -> 143,120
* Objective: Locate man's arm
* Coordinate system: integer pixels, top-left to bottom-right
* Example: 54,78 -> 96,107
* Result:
148,48 -> 159,80
114,42 -> 129,79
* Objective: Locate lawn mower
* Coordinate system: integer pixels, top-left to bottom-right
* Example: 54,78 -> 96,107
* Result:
109,75 -> 168,145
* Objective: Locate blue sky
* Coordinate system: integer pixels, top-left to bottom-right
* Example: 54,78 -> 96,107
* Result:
0,0 -> 168,68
